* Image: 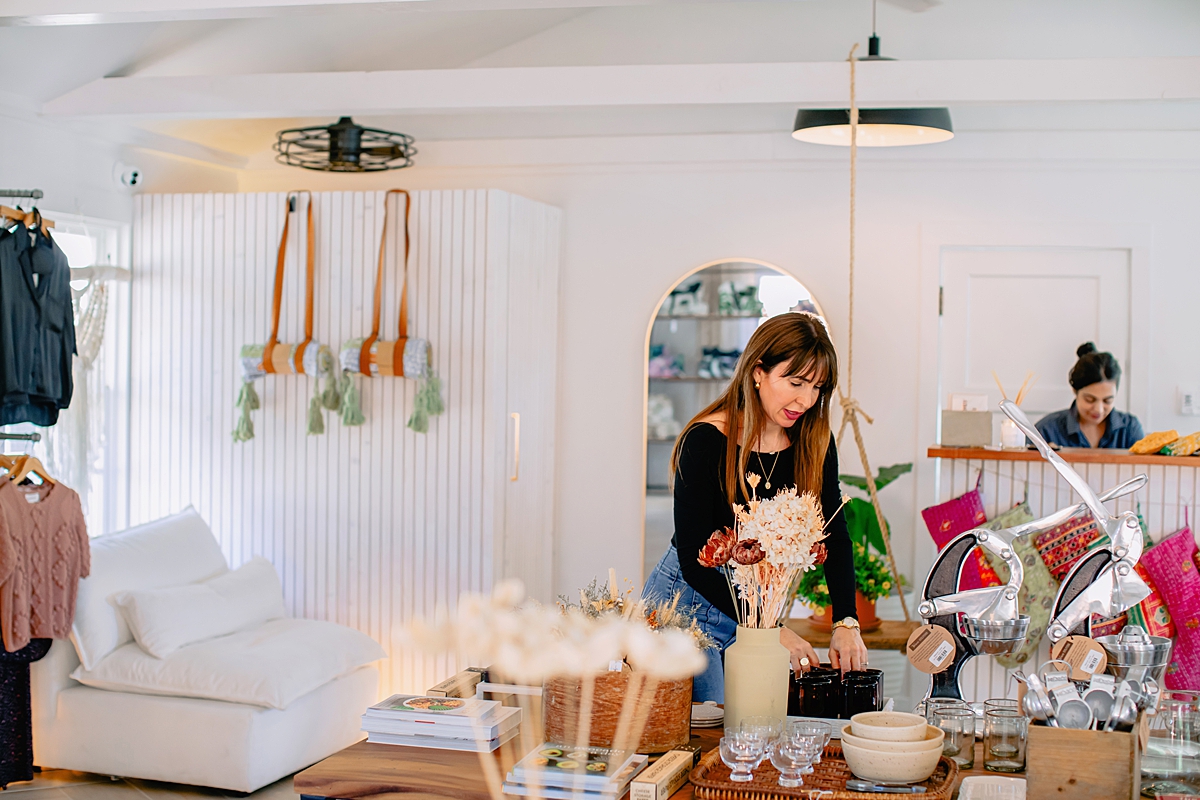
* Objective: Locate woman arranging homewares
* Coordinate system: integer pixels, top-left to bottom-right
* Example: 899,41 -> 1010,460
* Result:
641,312 -> 867,709
1035,342 -> 1143,449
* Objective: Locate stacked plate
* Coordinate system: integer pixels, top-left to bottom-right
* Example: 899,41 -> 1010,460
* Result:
691,701 -> 724,728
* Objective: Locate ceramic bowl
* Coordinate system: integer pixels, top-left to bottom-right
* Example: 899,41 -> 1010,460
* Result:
841,737 -> 943,784
848,711 -> 929,742
840,725 -> 945,753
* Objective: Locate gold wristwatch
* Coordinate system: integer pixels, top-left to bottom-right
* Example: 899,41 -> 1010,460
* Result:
832,617 -> 861,633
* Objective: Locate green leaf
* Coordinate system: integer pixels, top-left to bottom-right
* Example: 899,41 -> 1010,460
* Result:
838,463 -> 913,494
844,498 -> 888,555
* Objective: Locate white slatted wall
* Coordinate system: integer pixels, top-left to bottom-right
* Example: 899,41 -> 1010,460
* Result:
130,190 -> 502,696
933,455 -> 1200,702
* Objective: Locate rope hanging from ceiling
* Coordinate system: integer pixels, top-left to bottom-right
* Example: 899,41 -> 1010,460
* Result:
834,43 -> 912,622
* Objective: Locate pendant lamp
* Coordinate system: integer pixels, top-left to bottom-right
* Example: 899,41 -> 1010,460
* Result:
792,12 -> 953,148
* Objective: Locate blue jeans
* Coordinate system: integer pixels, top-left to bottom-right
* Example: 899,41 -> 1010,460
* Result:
641,545 -> 738,702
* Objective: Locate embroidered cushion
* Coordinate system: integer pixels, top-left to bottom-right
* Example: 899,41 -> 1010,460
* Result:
1032,511 -> 1105,582
1139,527 -> 1199,690
921,478 -> 994,591
982,502 -> 1045,667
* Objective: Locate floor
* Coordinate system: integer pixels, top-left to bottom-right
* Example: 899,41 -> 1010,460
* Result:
3,770 -> 299,800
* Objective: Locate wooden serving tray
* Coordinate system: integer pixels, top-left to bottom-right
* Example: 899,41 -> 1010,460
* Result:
688,743 -> 956,800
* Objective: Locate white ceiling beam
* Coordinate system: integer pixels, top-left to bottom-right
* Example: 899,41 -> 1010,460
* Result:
0,0 -> 742,26
41,57 -> 1200,119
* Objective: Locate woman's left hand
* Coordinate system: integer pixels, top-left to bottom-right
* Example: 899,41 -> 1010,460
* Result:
829,626 -> 869,672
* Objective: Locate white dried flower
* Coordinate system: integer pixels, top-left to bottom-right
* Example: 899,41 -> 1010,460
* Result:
400,580 -> 707,684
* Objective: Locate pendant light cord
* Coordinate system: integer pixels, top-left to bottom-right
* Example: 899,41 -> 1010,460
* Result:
836,41 -> 912,622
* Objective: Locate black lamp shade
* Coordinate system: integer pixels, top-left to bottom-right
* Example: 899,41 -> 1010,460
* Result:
792,107 -> 953,147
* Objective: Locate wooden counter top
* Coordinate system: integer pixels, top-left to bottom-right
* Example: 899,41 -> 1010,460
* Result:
295,723 -> 1000,800
928,445 -> 1200,467
784,617 -> 923,652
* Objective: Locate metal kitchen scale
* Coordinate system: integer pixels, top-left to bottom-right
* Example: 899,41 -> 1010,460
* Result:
918,400 -> 1151,701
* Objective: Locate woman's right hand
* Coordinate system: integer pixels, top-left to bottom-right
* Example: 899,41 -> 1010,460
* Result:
780,625 -> 821,673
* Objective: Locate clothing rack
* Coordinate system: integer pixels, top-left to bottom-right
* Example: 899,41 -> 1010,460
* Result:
0,191 -> 42,201
0,434 -> 40,443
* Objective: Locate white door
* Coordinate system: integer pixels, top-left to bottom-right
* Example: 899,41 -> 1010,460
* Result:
940,247 -> 1132,423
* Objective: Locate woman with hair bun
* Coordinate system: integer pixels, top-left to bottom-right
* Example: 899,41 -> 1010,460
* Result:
1035,343 -> 1143,448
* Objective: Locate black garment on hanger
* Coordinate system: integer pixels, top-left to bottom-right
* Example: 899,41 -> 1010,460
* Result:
0,224 -> 76,426
0,638 -> 50,788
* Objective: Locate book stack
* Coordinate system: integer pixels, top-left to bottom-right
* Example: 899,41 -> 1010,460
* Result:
361,694 -> 522,752
503,744 -> 649,800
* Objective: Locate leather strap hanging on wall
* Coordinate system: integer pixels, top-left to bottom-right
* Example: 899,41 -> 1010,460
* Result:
337,189 -> 443,433
359,189 -> 423,377
234,191 -> 340,443
264,191 -> 316,375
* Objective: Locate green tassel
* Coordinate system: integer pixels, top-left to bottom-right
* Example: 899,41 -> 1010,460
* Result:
317,349 -> 341,410
407,403 -> 428,434
406,373 -> 445,434
321,371 -> 341,411
423,373 -> 445,417
232,380 -> 258,442
307,392 -> 325,436
339,372 -> 366,426
237,380 -> 261,412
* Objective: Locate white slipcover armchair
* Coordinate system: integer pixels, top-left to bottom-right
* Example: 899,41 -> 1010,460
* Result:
31,508 -> 382,792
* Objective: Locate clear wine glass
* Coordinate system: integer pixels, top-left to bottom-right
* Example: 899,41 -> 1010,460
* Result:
720,734 -> 765,782
741,716 -> 783,743
769,738 -> 815,788
787,720 -> 831,767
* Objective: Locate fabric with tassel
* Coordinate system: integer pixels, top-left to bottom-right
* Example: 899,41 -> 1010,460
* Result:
339,371 -> 366,426
407,373 -> 445,433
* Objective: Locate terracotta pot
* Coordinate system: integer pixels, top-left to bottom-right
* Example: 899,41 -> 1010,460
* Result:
806,590 -> 881,633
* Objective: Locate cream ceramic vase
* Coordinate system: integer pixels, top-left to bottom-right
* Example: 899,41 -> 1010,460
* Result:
723,625 -> 790,729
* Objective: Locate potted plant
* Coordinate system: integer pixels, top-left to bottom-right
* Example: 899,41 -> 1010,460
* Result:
796,463 -> 912,633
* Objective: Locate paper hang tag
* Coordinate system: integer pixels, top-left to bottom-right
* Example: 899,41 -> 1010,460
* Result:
1051,636 -> 1108,681
906,625 -> 956,674
1051,683 -> 1083,706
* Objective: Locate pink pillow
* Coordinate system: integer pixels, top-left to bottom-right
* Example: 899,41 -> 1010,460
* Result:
1139,527 -> 1199,690
921,474 -> 993,591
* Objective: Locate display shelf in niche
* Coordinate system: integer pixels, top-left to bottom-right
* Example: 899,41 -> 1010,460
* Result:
649,376 -> 731,383
655,314 -> 766,321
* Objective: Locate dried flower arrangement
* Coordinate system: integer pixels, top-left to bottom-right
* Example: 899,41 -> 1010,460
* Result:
698,472 -> 849,628
402,580 -> 709,800
558,569 -> 717,653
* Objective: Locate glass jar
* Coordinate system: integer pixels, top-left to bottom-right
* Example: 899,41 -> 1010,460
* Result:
984,708 -> 1027,773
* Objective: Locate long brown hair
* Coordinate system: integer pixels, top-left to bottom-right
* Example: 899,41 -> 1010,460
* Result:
670,312 -> 838,504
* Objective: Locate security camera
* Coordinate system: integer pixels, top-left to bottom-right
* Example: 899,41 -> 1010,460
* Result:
113,162 -> 143,188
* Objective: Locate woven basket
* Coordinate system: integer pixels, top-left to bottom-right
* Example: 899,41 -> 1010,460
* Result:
542,673 -> 692,753
689,743 -> 956,800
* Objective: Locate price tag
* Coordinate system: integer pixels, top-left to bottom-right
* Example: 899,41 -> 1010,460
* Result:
1051,635 -> 1109,681
906,625 -> 956,675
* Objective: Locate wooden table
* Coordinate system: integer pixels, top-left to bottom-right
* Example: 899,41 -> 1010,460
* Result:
295,727 -> 1003,800
784,618 -> 923,652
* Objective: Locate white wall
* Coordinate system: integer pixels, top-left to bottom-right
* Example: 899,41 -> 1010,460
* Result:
193,132 -> 1200,602
0,107 -> 235,223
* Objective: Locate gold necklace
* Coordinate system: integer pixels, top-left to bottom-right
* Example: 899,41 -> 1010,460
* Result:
755,448 -> 782,490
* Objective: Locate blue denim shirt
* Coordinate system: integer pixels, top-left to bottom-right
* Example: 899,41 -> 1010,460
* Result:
1035,401 -> 1144,449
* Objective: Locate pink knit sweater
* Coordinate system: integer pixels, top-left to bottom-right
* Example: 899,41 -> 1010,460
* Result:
0,481 -> 89,652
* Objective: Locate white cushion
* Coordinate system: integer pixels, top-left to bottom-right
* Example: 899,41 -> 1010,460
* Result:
114,557 -> 286,659
71,617 -> 386,710
72,508 -> 230,671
